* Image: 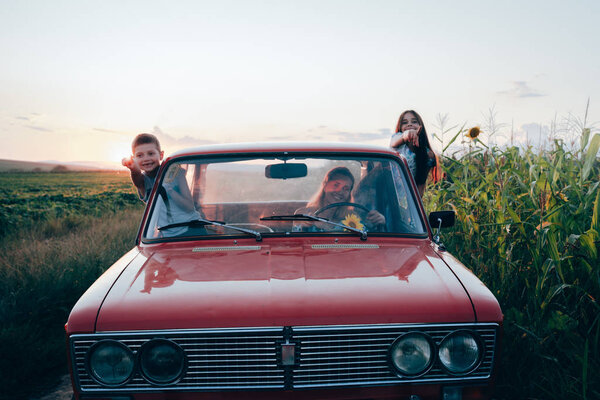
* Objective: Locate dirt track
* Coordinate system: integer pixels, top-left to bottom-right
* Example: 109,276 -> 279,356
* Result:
29,375 -> 72,400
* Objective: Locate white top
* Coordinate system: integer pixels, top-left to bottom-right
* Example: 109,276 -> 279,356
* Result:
390,132 -> 417,178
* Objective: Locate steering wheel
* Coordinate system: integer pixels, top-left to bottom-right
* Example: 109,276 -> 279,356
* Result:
314,202 -> 370,216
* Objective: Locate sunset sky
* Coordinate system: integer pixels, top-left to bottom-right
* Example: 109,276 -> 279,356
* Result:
1,0 -> 599,164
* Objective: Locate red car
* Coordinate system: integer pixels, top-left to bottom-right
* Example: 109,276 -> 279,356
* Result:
66,143 -> 502,400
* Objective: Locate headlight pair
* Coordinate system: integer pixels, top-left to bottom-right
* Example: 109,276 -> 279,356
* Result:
389,331 -> 481,377
87,339 -> 186,386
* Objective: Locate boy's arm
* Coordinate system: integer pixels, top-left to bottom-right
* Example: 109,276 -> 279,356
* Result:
163,168 -> 196,212
122,156 -> 146,196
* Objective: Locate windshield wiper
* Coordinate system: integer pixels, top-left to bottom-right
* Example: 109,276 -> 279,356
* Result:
158,218 -> 262,241
261,214 -> 367,240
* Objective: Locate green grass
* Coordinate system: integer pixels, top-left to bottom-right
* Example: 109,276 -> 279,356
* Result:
0,171 -> 144,400
425,131 -> 600,399
0,171 -> 141,238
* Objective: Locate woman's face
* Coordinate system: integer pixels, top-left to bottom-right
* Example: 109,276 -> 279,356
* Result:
400,112 -> 421,133
323,177 -> 352,205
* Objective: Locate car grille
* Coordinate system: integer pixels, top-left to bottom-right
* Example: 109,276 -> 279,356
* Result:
70,323 -> 498,393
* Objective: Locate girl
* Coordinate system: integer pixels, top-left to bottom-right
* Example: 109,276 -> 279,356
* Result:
390,110 -> 437,197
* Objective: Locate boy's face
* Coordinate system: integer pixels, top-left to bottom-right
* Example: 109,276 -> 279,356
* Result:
133,143 -> 163,173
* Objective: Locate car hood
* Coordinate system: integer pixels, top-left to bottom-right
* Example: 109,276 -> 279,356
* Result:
95,239 -> 475,331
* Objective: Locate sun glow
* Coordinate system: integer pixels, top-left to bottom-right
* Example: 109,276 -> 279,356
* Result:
106,142 -> 131,163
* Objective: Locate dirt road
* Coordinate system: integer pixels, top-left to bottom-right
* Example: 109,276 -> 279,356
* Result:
29,375 -> 72,400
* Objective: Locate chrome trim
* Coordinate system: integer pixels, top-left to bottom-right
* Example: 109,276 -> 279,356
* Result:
291,323 -> 498,388
192,246 -> 262,252
311,244 -> 380,249
69,323 -> 498,393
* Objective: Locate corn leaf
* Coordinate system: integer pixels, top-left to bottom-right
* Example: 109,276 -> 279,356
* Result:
443,123 -> 466,153
592,186 -> 600,235
581,133 -> 600,184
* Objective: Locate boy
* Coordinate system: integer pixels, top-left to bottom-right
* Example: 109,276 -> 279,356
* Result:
122,133 -> 202,237
122,133 -> 164,203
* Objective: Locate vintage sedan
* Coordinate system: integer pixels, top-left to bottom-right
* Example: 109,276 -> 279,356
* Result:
66,143 -> 502,400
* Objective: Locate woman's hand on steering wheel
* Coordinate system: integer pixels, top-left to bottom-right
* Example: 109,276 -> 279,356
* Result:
366,210 -> 385,226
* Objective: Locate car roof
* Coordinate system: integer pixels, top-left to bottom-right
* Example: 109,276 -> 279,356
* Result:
167,142 -> 398,160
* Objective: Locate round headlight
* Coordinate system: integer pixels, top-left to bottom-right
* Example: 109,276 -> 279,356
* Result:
139,339 -> 186,384
438,331 -> 481,374
87,340 -> 135,386
389,332 -> 433,376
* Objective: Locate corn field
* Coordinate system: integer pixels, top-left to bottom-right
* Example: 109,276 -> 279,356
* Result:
425,128 -> 600,399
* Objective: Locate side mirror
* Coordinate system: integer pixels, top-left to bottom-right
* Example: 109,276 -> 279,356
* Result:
265,163 -> 308,179
428,211 -> 455,229
428,211 -> 455,248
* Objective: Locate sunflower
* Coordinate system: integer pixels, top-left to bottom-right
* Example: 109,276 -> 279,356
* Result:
341,213 -> 365,231
466,126 -> 481,140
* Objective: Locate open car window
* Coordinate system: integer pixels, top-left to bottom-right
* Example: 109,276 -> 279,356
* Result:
143,155 -> 426,240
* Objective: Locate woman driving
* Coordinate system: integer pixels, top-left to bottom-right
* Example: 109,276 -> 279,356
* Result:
294,166 -> 385,231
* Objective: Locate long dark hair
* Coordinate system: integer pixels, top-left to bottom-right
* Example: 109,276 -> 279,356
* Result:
307,166 -> 355,209
395,110 -> 432,185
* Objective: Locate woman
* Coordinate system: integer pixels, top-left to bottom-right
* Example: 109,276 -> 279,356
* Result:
390,110 -> 437,197
294,166 -> 385,231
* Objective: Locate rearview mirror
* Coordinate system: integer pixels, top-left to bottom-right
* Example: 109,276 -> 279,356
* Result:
265,163 -> 308,179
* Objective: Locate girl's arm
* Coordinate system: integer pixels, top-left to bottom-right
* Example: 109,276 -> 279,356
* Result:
390,132 -> 404,148
390,130 -> 420,148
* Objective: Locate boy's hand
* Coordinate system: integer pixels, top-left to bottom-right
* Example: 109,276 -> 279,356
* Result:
122,156 -> 136,170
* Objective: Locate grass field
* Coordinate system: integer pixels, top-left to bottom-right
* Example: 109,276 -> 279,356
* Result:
0,171 -> 144,400
0,137 -> 598,399
0,171 -> 140,238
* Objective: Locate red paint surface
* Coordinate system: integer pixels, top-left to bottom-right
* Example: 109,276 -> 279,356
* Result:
68,236 -> 483,332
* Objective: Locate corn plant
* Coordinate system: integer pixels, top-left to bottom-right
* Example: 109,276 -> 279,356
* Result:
425,129 -> 600,399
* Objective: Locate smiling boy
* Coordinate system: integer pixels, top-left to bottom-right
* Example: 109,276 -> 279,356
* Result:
122,133 -> 164,203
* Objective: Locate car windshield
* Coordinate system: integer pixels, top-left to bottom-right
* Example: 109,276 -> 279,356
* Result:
143,154 -> 426,240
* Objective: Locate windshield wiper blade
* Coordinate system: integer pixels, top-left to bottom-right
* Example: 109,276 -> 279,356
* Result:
157,218 -> 224,231
261,214 -> 367,240
158,218 -> 262,241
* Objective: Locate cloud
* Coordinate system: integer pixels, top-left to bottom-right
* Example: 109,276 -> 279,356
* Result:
15,116 -> 30,121
264,135 -> 303,141
93,127 -> 120,133
263,127 -> 392,143
499,81 -> 546,98
150,126 -> 218,147
328,128 -> 392,142
507,122 -> 555,148
25,125 -> 53,132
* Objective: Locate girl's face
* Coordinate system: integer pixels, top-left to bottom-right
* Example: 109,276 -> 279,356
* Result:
400,112 -> 421,133
323,177 -> 352,205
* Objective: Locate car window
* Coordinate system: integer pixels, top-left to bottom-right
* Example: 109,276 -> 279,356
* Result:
143,155 -> 426,239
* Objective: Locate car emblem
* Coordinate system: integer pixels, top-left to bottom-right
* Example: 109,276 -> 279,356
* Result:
280,341 -> 296,366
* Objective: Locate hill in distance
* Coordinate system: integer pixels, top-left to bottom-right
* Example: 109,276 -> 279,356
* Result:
0,159 -> 121,172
